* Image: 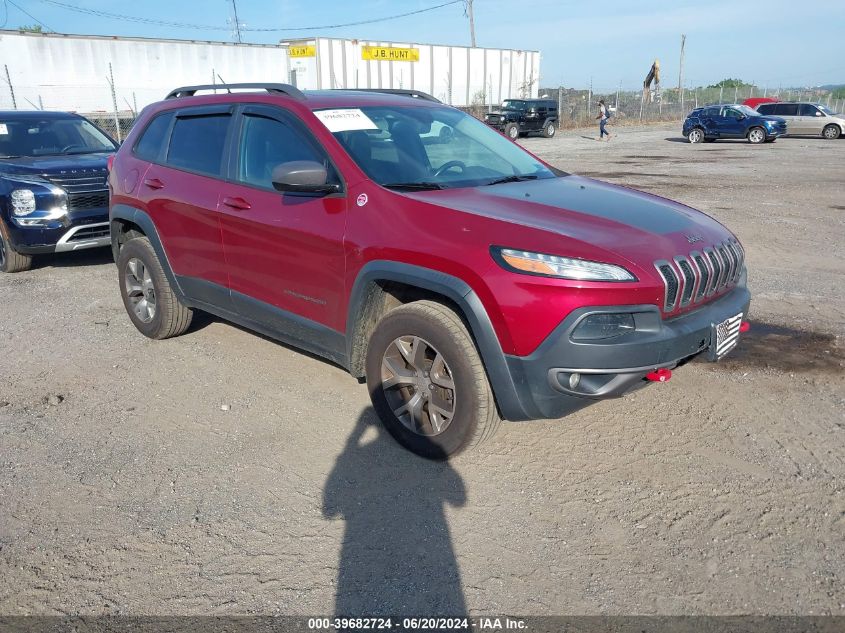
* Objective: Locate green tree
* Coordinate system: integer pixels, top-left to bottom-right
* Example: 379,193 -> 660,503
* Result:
708,78 -> 749,89
832,86 -> 845,100
18,25 -> 43,33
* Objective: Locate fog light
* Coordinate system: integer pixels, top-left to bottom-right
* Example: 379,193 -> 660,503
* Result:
569,372 -> 581,390
572,313 -> 636,341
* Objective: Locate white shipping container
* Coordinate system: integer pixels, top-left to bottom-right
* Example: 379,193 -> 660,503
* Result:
0,30 -> 540,113
285,37 -> 540,106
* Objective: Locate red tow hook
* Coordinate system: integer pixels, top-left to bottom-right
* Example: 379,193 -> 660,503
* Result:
740,321 -> 751,333
646,368 -> 672,382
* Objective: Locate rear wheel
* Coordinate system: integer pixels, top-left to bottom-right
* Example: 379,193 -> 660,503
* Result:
504,123 -> 520,141
748,127 -> 766,144
688,128 -> 705,143
117,236 -> 193,339
365,300 -> 501,459
822,124 -> 841,140
0,226 -> 33,273
543,121 -> 556,138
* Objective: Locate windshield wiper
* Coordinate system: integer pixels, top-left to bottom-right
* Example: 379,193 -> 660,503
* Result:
485,174 -> 539,186
383,182 -> 444,191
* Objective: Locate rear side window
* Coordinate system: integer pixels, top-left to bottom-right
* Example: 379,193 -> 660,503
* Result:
756,104 -> 774,115
166,113 -> 231,176
133,111 -> 174,161
777,104 -> 799,116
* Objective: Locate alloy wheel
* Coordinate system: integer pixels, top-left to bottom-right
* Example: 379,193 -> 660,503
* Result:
380,335 -> 456,436
124,257 -> 157,323
823,125 -> 840,139
689,129 -> 703,143
749,128 -> 765,143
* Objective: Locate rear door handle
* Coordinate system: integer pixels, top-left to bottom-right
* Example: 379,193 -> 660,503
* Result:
222,196 -> 252,211
143,177 -> 164,190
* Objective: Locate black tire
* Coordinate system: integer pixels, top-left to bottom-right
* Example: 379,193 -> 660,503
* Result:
365,300 -> 501,459
822,124 -> 841,140
0,224 -> 33,273
543,121 -> 556,138
688,127 -> 705,143
504,123 -> 520,141
747,126 -> 766,144
117,236 -> 192,339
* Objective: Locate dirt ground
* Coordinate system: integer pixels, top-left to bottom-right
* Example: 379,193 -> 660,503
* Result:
1,123 -> 843,617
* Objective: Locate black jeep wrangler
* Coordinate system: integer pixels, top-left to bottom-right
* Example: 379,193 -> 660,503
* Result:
484,98 -> 559,139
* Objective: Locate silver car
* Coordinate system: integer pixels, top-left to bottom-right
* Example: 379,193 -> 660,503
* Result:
756,102 -> 844,139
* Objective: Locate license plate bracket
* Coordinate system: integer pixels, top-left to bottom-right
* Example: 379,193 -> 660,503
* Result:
709,312 -> 744,361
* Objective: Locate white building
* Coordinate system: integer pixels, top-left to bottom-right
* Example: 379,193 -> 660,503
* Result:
0,30 -> 540,113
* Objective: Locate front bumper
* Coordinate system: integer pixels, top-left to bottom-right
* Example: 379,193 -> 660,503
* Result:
7,207 -> 110,254
500,283 -> 751,420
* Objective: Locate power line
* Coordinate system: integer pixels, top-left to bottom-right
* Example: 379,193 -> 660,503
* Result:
7,0 -> 53,31
28,0 -> 463,33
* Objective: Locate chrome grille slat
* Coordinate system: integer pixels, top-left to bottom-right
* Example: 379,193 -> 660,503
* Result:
656,239 -> 745,313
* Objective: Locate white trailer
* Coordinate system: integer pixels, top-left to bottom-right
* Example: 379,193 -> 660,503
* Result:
0,30 -> 540,113
283,37 -> 541,107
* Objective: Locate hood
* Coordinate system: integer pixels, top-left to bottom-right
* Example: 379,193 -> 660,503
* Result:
0,152 -> 112,177
401,175 -> 735,270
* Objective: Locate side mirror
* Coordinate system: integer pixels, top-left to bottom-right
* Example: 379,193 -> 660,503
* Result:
815,111 -> 823,117
271,161 -> 340,194
738,114 -> 746,120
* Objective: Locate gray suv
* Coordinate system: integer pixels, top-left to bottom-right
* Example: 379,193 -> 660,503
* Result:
756,102 -> 844,139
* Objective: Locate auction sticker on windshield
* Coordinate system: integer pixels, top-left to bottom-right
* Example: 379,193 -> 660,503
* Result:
0,124 -> 8,135
314,109 -> 379,133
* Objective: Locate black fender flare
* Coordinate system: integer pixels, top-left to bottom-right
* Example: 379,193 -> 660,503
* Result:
542,117 -> 557,128
110,204 -> 186,300
346,260 -> 534,421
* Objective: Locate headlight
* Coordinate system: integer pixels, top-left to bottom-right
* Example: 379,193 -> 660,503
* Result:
11,189 -> 36,216
493,247 -> 637,281
572,313 -> 636,341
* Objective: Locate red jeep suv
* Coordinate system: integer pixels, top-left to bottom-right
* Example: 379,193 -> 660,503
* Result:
109,83 -> 750,459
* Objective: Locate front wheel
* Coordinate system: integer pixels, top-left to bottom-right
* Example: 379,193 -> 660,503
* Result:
688,128 -> 705,143
365,300 -> 501,459
748,127 -> 766,144
0,225 -> 33,273
117,236 -> 193,339
543,121 -> 556,138
822,124 -> 841,140
504,123 -> 520,141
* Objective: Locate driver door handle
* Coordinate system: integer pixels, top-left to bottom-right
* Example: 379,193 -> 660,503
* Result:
143,178 -> 164,190
222,196 -> 252,211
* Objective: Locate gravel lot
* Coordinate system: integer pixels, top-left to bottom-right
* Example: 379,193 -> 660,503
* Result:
1,123 -> 843,616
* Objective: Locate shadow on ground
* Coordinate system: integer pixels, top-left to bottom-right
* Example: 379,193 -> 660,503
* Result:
711,321 -> 843,374
31,246 -> 114,270
323,409 -> 468,615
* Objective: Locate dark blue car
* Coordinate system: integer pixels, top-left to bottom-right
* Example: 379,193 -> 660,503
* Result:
682,104 -> 787,144
0,111 -> 117,272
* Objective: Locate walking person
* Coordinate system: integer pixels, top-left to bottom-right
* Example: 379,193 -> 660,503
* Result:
597,99 -> 612,141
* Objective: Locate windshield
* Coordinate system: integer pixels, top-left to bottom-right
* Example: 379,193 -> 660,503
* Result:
818,104 -> 838,116
0,117 -> 116,158
501,100 -> 527,111
325,105 -> 556,190
736,105 -> 759,117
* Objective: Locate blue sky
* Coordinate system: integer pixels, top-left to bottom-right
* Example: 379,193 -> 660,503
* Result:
3,0 -> 844,92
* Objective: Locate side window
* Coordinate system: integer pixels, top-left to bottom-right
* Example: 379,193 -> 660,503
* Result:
724,108 -> 742,119
703,107 -> 720,117
779,104 -> 799,116
799,104 -> 820,117
133,111 -> 174,162
237,113 -> 332,189
756,104 -> 773,115
166,113 -> 231,176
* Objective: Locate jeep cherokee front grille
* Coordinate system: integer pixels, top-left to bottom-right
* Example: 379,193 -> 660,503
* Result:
655,239 -> 745,312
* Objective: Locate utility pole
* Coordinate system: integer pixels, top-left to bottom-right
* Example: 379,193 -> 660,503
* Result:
231,0 -> 243,43
466,0 -> 477,47
678,34 -> 686,111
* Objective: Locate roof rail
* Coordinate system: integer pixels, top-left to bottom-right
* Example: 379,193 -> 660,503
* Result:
165,83 -> 306,100
353,89 -> 442,104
